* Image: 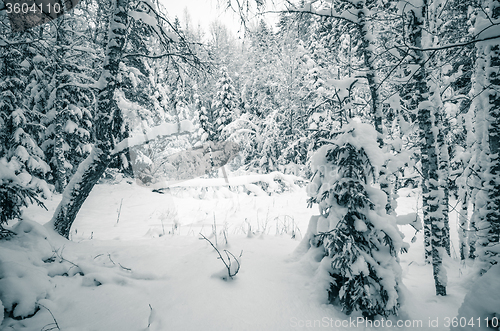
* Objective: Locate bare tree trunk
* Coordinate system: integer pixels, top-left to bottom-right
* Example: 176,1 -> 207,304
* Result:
54,127 -> 67,193
407,2 -> 447,296
435,106 -> 451,256
48,0 -> 130,238
469,209 -> 477,259
474,0 -> 500,274
459,191 -> 469,260
356,1 -> 395,215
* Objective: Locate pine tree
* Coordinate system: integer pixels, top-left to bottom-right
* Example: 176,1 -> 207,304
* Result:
305,121 -> 404,318
0,40 -> 51,198
211,68 -> 237,141
0,160 -> 45,237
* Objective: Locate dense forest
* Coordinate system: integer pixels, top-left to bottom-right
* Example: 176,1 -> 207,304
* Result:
1,0 -> 499,329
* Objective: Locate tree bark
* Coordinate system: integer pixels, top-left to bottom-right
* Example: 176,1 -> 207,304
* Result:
407,2 -> 447,296
475,0 -> 500,273
459,191 -> 468,260
356,1 -> 395,215
54,128 -> 68,193
435,106 -> 451,256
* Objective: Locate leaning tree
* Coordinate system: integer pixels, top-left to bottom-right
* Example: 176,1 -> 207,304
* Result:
48,0 -> 203,238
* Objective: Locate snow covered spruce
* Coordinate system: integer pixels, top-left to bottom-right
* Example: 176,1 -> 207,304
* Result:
297,121 -> 407,318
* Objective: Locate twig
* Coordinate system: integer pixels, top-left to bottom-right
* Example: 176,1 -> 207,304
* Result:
213,214 -> 217,246
39,303 -> 61,331
148,304 -> 153,328
199,233 -> 242,279
116,198 -> 123,224
108,253 -> 132,271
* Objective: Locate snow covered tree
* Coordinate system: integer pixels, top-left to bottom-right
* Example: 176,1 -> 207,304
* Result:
303,121 -> 405,318
0,40 -> 51,198
47,0 -> 204,238
210,68 -> 237,141
0,160 -> 45,237
402,0 -> 448,296
43,64 -> 95,194
469,0 -> 500,274
255,110 -> 281,172
49,0 -> 132,238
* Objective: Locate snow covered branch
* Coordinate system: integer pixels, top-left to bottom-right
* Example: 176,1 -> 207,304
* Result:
399,32 -> 500,52
262,8 -> 358,25
111,120 -> 194,155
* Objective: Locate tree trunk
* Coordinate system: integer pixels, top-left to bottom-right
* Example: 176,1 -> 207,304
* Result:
417,79 -> 447,296
356,1 -> 395,215
54,128 -> 67,194
48,0 -> 130,238
407,2 -> 447,296
459,191 -> 468,260
435,106 -> 451,256
474,0 -> 500,274
469,209 -> 477,259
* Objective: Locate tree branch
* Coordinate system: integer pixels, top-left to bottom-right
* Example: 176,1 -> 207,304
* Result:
399,31 -> 500,52
111,120 -> 194,155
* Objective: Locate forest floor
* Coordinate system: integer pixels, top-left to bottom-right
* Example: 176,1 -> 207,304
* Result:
2,175 -> 473,331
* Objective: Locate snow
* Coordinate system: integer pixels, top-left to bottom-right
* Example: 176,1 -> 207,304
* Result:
64,120 -> 78,134
0,160 -> 19,184
0,220 -> 54,319
0,176 -> 477,330
452,265 -> 500,330
396,212 -> 423,230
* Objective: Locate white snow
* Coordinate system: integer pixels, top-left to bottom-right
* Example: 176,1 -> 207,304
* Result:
0,174 -> 476,330
0,160 -> 19,184
452,264 -> 500,330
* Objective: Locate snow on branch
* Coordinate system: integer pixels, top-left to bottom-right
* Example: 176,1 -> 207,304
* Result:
263,8 -> 358,25
398,32 -> 500,52
111,120 -> 194,155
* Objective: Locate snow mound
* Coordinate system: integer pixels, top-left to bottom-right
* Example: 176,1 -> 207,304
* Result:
0,219 -> 55,319
0,218 -> 158,329
452,265 -> 500,330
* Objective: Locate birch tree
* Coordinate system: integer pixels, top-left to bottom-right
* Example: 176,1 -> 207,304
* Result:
48,0 -> 202,238
470,0 -> 500,274
48,0 -> 131,238
403,0 -> 447,296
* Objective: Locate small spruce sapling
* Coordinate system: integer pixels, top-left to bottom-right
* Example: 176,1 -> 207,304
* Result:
306,122 -> 405,318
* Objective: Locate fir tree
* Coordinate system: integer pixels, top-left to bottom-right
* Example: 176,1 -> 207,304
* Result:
305,121 -> 404,318
211,68 -> 237,141
0,43 -> 51,198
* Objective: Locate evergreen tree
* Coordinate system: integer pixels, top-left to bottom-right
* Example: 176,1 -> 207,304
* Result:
211,68 -> 237,141
0,40 -> 51,198
304,121 -> 404,318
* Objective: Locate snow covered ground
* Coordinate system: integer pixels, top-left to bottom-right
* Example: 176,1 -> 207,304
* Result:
1,177 -> 472,330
